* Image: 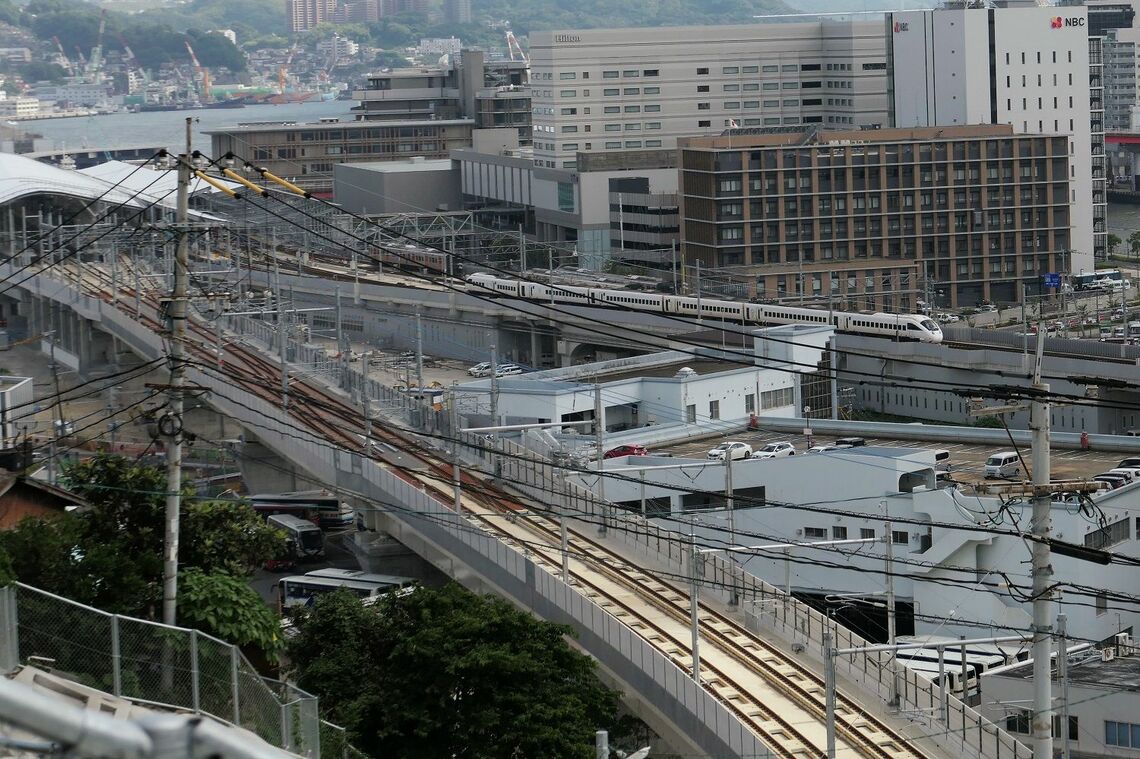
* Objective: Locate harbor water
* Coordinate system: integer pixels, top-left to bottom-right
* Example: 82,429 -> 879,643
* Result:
18,100 -> 355,155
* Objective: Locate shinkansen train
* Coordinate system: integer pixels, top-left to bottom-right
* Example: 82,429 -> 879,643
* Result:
464,273 -> 944,343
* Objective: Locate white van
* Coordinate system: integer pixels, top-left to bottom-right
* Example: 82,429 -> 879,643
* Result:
267,514 -> 325,560
984,451 -> 1021,480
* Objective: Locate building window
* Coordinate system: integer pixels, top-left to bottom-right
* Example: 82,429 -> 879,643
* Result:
724,84 -> 740,92
562,143 -> 578,151
622,69 -> 638,77
697,102 -> 710,110
644,69 -> 659,76
623,87 -> 640,95
605,124 -> 621,131
832,526 -> 848,539
698,120 -> 711,127
560,107 -> 577,115
697,85 -> 710,93
624,140 -> 642,148
604,106 -> 620,113
624,123 -> 641,131
723,66 -> 738,74
604,141 -> 621,148
644,104 -> 661,112
557,182 -> 574,212
686,404 -> 696,422
1085,519 -> 1130,549
559,72 -> 576,80
762,64 -> 778,72
560,90 -> 576,97
860,528 -> 875,539
1097,592 -> 1108,615
603,70 -> 618,78
892,530 -> 908,545
1106,721 -> 1140,748
646,122 -> 661,129
760,387 -> 794,408
645,139 -> 662,147
561,125 -> 578,133
624,105 -> 641,113
745,393 -> 755,413
709,400 -> 720,419
697,67 -> 709,75
603,88 -> 619,96
644,86 -> 660,94
804,527 -> 827,539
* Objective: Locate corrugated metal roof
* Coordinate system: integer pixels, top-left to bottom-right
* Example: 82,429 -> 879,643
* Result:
0,154 -> 234,219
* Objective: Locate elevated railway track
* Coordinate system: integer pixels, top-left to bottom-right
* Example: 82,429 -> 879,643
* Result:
63,256 -> 934,759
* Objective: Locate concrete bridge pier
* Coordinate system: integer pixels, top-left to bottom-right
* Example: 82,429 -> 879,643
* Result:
234,435 -> 325,496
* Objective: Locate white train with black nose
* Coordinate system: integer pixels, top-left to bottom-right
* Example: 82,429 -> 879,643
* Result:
464,273 -> 944,344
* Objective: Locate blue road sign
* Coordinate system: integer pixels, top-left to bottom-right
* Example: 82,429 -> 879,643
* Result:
1043,273 -> 1061,288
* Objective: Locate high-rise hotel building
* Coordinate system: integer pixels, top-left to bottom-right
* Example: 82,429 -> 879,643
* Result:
527,20 -> 892,172
889,3 -> 1098,274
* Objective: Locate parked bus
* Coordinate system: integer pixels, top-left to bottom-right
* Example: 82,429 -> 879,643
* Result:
249,490 -> 355,530
1073,270 -> 1131,292
277,570 -> 417,612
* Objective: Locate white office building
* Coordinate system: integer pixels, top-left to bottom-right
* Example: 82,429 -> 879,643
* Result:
528,20 -> 891,171
890,4 -> 1099,274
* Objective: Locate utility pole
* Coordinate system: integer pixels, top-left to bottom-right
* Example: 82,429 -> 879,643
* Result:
884,503 -> 899,707
1028,333 -> 1054,759
1057,612 -> 1070,759
415,306 -> 423,392
276,252 -> 287,408
726,455 -> 736,605
162,118 -> 191,628
689,533 -> 701,682
594,381 -> 606,535
824,630 -> 836,758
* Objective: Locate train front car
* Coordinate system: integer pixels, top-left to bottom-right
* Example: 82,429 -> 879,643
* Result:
915,316 -> 943,343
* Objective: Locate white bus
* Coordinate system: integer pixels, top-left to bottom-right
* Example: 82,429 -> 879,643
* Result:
277,569 -> 417,612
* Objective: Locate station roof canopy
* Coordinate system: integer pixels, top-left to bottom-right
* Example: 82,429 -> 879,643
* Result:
0,153 -> 236,214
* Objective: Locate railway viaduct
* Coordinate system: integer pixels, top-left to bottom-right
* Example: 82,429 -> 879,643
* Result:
0,260 -> 1041,759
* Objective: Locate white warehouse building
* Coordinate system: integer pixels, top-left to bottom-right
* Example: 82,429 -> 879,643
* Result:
454,325 -> 833,447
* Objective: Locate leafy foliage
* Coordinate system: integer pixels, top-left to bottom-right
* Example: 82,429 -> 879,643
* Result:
0,455 -> 283,653
177,568 -> 283,658
289,583 -> 624,758
18,0 -> 247,72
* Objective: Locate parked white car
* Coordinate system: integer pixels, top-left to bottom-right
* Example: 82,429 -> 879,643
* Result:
751,441 -> 796,459
468,362 -> 492,377
494,364 -> 523,377
707,441 -> 752,461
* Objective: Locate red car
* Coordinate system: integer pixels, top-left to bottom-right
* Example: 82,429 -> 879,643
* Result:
604,444 -> 648,459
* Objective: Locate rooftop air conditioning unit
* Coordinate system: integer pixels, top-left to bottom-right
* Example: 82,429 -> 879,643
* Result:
1103,647 -> 1117,662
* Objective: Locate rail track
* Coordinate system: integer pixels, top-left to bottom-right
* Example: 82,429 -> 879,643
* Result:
62,258 -> 930,759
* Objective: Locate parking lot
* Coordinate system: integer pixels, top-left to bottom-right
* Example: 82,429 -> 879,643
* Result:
653,428 -> 1135,489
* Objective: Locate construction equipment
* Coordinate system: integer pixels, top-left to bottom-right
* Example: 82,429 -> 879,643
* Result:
184,40 -> 209,103
51,36 -> 74,76
87,9 -> 107,82
118,35 -> 148,86
506,31 -> 527,63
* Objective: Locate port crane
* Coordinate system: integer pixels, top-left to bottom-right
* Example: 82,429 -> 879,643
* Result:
505,31 -> 528,63
87,9 -> 107,82
51,36 -> 74,76
184,40 -> 210,103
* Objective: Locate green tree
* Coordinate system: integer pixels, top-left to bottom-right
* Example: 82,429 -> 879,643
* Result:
1,455 -> 283,651
1129,230 -> 1140,259
373,50 -> 411,69
289,584 -> 625,758
1108,233 -> 1123,257
177,568 -> 282,658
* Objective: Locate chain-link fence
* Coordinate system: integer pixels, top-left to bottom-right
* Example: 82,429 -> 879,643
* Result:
0,582 -> 344,758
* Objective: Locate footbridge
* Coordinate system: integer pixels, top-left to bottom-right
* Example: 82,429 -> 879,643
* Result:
4,260 -> 1032,759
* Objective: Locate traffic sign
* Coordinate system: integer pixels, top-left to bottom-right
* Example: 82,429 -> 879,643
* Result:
1043,273 -> 1061,288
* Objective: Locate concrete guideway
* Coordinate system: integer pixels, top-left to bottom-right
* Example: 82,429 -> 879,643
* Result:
8,260 -> 1032,759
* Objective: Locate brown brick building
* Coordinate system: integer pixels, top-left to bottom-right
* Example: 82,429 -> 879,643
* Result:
678,124 -> 1073,311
